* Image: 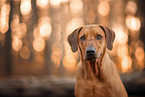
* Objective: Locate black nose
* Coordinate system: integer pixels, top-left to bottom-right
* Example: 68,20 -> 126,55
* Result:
85,47 -> 96,60
86,50 -> 95,55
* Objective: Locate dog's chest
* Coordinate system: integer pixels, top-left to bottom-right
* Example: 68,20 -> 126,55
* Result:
77,79 -> 112,97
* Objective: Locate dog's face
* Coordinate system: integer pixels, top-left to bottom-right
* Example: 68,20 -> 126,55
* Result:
78,26 -> 106,60
67,25 -> 115,61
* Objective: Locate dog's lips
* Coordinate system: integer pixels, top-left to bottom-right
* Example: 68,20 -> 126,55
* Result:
85,59 -> 98,62
85,53 -> 102,61
85,56 -> 97,61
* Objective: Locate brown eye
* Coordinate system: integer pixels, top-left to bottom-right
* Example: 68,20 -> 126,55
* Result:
96,35 -> 102,40
80,36 -> 86,41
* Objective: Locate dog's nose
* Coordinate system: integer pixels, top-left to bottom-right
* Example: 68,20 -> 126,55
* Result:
86,50 -> 95,55
86,46 -> 96,55
85,47 -> 96,60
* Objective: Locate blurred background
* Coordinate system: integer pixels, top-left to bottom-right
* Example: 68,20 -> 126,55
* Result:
0,0 -> 145,97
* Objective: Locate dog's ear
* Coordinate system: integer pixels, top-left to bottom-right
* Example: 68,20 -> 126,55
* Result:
99,25 -> 115,50
67,27 -> 82,52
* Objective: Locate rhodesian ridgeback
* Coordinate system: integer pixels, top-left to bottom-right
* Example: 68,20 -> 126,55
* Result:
67,25 -> 128,97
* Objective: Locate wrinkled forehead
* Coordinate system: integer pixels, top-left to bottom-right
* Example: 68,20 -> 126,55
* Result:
79,25 -> 105,37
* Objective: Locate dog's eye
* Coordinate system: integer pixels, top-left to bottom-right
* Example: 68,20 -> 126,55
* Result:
80,36 -> 86,41
96,35 -> 102,40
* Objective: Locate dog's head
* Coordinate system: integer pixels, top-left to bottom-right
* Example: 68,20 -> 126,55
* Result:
67,25 -> 115,61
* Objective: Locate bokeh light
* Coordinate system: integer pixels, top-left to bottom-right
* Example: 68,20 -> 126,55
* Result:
135,46 -> 145,69
39,23 -> 52,39
113,27 -> 128,45
118,45 -> 128,58
38,16 -> 52,39
0,3 -> 10,34
121,55 -> 132,72
36,0 -> 49,9
33,38 -> 45,52
70,0 -> 83,14
10,14 -> 19,30
12,36 -> 22,52
126,16 -> 141,31
51,49 -> 62,68
50,0 -> 61,7
20,46 -> 30,59
51,42 -> 63,68
15,23 -> 27,39
0,20 -> 9,34
63,55 -> 77,71
66,18 -> 84,36
1,3 -> 11,15
126,1 -> 137,15
20,0 -> 32,15
33,27 -> 40,39
98,1 -> 110,16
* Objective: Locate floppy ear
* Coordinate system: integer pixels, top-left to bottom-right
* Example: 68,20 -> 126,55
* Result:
99,25 -> 115,50
67,27 -> 82,52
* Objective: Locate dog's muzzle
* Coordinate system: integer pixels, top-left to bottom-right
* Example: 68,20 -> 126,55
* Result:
85,47 -> 97,60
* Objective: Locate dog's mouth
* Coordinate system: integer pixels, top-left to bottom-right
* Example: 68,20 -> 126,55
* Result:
83,55 -> 102,79
85,56 -> 97,60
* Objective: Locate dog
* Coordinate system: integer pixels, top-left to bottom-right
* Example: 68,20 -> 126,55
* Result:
67,25 -> 128,97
